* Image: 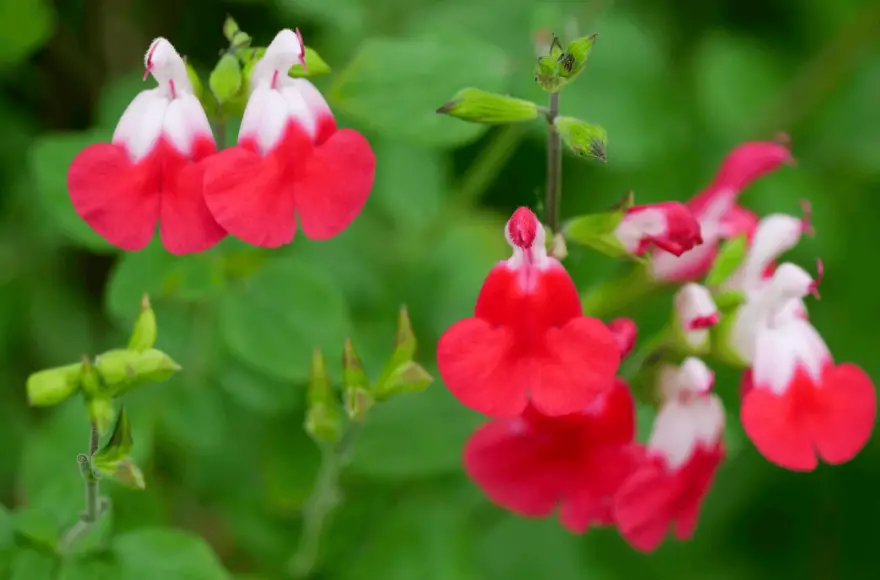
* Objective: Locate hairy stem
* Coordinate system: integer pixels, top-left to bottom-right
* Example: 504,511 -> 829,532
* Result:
58,423 -> 102,554
289,423 -> 362,578
545,92 -> 562,233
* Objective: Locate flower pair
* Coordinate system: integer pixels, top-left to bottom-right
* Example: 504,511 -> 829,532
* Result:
67,30 -> 376,255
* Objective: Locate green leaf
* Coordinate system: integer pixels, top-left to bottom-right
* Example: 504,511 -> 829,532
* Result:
713,290 -> 746,313
563,196 -> 635,260
27,131 -> 116,251
92,408 -> 134,468
370,140 -> 446,230
289,47 -> 332,78
374,361 -> 433,401
0,505 -> 12,547
478,516 -> 585,580
305,348 -> 343,444
58,556 -> 119,580
329,35 -> 511,147
437,88 -> 540,124
210,54 -> 243,105
351,385 -> 481,480
216,357 -> 302,415
128,295 -> 158,353
0,0 -> 55,67
219,257 -> 349,383
705,235 -> 748,287
553,116 -> 608,161
113,528 -> 231,580
9,549 -> 54,580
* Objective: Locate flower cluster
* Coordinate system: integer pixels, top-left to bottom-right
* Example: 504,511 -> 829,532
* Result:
436,142 -> 876,552
67,30 -> 375,255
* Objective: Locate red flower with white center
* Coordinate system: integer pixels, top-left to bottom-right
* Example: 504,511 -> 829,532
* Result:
674,283 -> 719,351
436,207 -> 621,417
650,141 -> 793,282
67,38 -> 225,254
608,318 -> 638,359
464,379 -> 643,532
201,29 -> 376,247
614,357 -> 725,553
729,262 -> 876,471
613,202 -> 702,257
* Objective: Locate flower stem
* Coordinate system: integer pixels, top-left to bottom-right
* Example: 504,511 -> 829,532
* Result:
288,423 -> 362,578
545,91 -> 562,233
58,422 -> 102,554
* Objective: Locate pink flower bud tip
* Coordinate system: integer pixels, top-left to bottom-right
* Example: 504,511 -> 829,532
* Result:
507,206 -> 539,249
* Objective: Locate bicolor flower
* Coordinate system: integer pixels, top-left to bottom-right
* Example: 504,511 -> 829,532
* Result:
613,202 -> 702,257
463,379 -> 643,532
650,141 -> 793,282
608,318 -> 638,359
436,207 -> 621,417
614,357 -> 725,553
730,262 -> 876,471
202,29 -> 376,247
67,38 -> 225,254
674,283 -> 719,351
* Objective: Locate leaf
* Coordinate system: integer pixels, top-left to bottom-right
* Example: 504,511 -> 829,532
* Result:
329,35 -> 511,148
91,408 -> 135,475
705,235 -> 748,287
210,54 -> 244,105
351,384 -> 482,479
113,528 -> 231,580
58,556 -> 119,580
563,199 -> 638,260
219,257 -> 350,383
477,516 -> 585,580
216,357 -> 302,415
0,504 -> 12,547
370,139 -> 447,230
27,131 -> 117,251
9,549 -> 54,580
337,494 -> 478,580
0,0 -> 55,67
289,47 -> 332,77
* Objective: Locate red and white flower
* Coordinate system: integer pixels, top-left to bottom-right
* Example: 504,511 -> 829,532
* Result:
464,379 -> 643,532
67,38 -> 225,254
730,262 -> 876,471
614,357 -> 725,552
436,207 -> 621,417
608,318 -> 638,359
674,283 -> 719,351
202,29 -> 376,247
650,141 -> 793,282
613,202 -> 702,257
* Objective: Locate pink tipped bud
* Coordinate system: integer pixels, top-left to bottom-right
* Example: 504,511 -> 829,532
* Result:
507,207 -> 539,250
712,141 -> 794,192
615,202 -> 702,257
607,318 -> 637,359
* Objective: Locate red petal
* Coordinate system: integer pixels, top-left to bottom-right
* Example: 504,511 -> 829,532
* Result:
671,445 -> 723,541
202,145 -> 297,248
475,265 -> 583,327
159,141 -> 227,255
808,363 -> 876,465
463,418 -> 567,517
612,458 -> 675,553
67,143 -> 160,251
741,368 -> 818,471
436,318 -> 528,417
295,128 -> 376,240
530,316 -> 620,416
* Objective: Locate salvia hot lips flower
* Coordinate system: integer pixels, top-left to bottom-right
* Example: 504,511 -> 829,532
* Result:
673,283 -> 719,351
68,38 -> 225,254
730,262 -> 876,471
464,378 -> 642,533
436,207 -> 621,417
202,29 -> 376,247
614,357 -> 725,553
613,202 -> 702,258
650,141 -> 794,282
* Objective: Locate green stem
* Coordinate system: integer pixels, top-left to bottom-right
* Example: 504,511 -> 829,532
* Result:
58,423 -> 102,554
580,263 -> 662,319
288,423 -> 362,578
545,92 -> 562,233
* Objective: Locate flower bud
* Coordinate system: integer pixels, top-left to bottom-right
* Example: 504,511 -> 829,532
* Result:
671,284 -> 719,354
95,348 -> 182,398
534,55 -> 563,93
393,306 -> 417,363
128,294 -> 157,353
210,53 -> 243,105
80,355 -> 104,398
305,349 -> 343,444
87,396 -> 115,437
26,363 -> 82,407
554,116 -> 607,161
342,339 -> 374,421
558,34 -> 598,82
437,88 -> 540,124
374,361 -> 433,401
91,408 -> 146,489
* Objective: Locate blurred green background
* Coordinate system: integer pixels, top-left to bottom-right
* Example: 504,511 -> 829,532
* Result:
2,0 -> 880,578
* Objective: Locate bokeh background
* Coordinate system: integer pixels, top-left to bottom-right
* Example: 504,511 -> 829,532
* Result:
2,0 -> 880,578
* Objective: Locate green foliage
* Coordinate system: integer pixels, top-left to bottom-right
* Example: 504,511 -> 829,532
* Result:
113,528 -> 231,579
563,193 -> 634,259
705,236 -> 748,287
0,0 -> 55,68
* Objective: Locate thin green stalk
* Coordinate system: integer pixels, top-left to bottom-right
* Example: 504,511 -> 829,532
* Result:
545,92 -> 562,233
288,423 -> 362,578
58,422 -> 102,554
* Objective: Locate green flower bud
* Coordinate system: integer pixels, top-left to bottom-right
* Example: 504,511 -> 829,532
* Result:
210,53 -> 243,106
128,294 -> 157,353
554,116 -> 607,161
534,55 -> 563,93
87,396 -> 115,437
95,349 -> 181,398
80,355 -> 104,398
558,34 -> 598,82
437,88 -> 540,124
91,408 -> 146,489
305,349 -> 343,444
374,361 -> 433,401
26,363 -> 82,407
344,387 -> 374,422
223,15 -> 241,43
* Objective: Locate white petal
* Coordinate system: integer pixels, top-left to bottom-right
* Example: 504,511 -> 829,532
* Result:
649,393 -> 724,470
752,318 -> 829,395
680,357 -> 715,394
675,284 -> 718,330
614,207 -> 667,254
289,78 -> 333,123
728,214 -> 803,293
145,37 -> 193,99
112,89 -> 168,163
239,83 -> 294,154
162,94 -> 215,155
252,29 -> 305,87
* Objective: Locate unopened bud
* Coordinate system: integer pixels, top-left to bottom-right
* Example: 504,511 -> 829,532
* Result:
437,88 -> 540,124
559,34 -> 597,82
374,361 -> 433,401
342,339 -> 370,391
26,363 -> 82,407
344,387 -> 374,422
534,55 -> 563,93
223,15 -> 241,43
305,349 -> 343,444
96,349 -> 181,398
80,356 -> 103,398
289,47 -> 331,78
128,294 -> 157,353
554,116 -> 607,161
394,306 -> 417,362
87,396 -> 115,437
210,53 -> 243,105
